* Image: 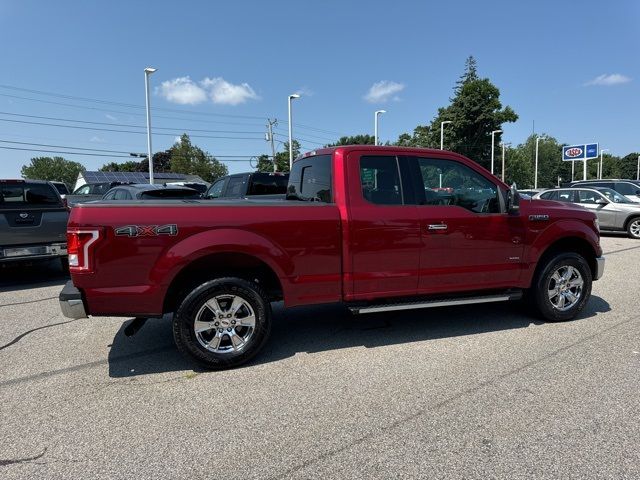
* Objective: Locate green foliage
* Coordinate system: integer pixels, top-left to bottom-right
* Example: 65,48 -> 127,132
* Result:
256,140 -> 300,173
100,161 -> 144,172
326,134 -> 376,146
395,56 -> 518,169
21,156 -> 85,188
169,134 -> 228,182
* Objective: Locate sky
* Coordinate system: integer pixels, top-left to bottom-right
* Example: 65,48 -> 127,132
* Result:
0,0 -> 638,181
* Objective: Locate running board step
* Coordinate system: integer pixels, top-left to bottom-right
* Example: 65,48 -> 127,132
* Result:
349,291 -> 523,315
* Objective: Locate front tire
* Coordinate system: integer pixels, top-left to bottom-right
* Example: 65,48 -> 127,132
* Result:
627,217 -> 640,239
532,252 -> 592,322
173,277 -> 272,370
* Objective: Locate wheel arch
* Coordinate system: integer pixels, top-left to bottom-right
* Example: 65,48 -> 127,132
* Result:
623,214 -> 640,232
530,235 -> 598,287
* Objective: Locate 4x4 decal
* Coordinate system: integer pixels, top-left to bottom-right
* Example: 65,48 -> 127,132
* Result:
114,224 -> 178,237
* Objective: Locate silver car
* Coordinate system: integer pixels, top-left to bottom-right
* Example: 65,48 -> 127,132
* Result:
533,187 -> 640,239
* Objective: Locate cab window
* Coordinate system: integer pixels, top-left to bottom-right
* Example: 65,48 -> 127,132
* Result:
225,176 -> 246,197
415,157 -> 500,213
114,189 -> 131,200
207,178 -> 227,198
360,156 -> 402,205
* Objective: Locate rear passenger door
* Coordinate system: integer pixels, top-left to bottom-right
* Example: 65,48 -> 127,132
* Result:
347,153 -> 421,298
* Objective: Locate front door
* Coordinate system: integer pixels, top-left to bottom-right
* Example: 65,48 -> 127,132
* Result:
410,156 -> 525,294
574,189 -> 618,229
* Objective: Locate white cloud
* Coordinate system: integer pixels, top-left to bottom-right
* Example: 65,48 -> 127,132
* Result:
201,77 -> 259,105
364,80 -> 405,103
157,76 -> 259,106
157,76 -> 208,105
89,136 -> 105,143
584,73 -> 631,86
105,114 -> 117,121
294,86 -> 314,97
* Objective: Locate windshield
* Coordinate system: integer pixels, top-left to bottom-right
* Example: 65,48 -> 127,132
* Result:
599,188 -> 634,203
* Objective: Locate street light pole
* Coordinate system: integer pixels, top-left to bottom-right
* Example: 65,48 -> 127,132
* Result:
288,94 -> 300,170
637,155 -> 639,181
501,142 -> 506,182
599,148 -> 609,179
144,67 -> 157,184
374,110 -> 386,146
534,135 -> 545,189
490,130 -> 502,175
440,121 -> 452,150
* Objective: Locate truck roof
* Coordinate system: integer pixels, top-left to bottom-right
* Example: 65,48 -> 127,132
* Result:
296,145 -> 459,161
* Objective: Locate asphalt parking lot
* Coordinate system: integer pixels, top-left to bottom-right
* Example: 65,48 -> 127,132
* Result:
0,235 -> 639,479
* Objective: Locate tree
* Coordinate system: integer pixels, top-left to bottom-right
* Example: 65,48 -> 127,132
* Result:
326,134 -> 376,146
169,134 -> 228,182
256,140 -> 300,173
100,160 -> 143,172
21,156 -> 85,187
504,135 -> 569,188
395,56 -> 518,170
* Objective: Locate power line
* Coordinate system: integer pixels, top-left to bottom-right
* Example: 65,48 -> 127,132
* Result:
0,111 -> 265,134
0,145 -> 133,158
0,117 -> 265,141
0,85 -> 349,136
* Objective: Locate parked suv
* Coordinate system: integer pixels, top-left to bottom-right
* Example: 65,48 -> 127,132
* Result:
569,179 -> 640,202
534,187 -> 640,238
101,184 -> 202,200
0,180 -> 69,267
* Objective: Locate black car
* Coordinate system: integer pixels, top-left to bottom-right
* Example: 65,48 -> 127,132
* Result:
101,183 -> 202,200
205,172 -> 289,200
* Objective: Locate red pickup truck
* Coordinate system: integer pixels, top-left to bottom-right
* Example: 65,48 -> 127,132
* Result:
59,146 -> 605,369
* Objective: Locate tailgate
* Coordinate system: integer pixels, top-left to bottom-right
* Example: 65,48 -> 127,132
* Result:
0,207 -> 68,247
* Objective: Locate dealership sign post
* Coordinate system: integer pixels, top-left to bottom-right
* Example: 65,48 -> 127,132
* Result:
563,143 -> 598,181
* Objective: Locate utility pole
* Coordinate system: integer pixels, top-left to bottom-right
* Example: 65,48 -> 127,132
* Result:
266,118 -> 278,172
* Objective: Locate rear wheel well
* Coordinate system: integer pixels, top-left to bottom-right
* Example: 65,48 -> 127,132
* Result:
163,252 -> 283,314
532,237 -> 597,284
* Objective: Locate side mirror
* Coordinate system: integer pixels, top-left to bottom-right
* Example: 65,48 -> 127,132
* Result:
635,190 -> 640,195
507,183 -> 520,213
595,198 -> 608,205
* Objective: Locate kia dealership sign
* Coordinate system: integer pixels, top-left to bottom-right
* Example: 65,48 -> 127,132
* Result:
562,143 -> 598,161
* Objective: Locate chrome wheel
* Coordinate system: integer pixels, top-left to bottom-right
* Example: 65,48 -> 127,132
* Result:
547,266 -> 583,312
629,219 -> 640,238
193,294 -> 256,354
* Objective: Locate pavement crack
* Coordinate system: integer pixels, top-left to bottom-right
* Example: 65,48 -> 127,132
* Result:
0,448 -> 47,467
0,296 -> 58,308
267,314 -> 637,480
0,318 -> 81,352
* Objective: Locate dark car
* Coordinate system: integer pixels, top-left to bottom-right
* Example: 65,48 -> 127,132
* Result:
101,183 -> 202,200
205,172 -> 289,200
0,179 -> 69,268
66,181 -> 130,206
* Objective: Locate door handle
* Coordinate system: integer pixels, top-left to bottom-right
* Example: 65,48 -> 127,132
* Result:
427,224 -> 448,231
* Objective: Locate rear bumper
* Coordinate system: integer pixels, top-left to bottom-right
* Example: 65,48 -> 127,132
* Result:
0,243 -> 67,263
59,281 -> 88,319
594,256 -> 605,281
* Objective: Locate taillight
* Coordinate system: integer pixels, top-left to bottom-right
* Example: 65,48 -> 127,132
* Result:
67,228 -> 101,272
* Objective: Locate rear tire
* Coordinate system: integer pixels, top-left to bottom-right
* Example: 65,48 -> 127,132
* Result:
627,217 -> 640,239
173,277 -> 271,370
531,252 -> 592,322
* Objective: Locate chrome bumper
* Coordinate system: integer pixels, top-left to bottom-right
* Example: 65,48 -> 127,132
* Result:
59,281 -> 88,319
594,256 -> 605,281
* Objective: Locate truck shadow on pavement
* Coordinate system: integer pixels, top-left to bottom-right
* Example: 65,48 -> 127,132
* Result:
0,260 -> 69,293
107,295 -> 611,378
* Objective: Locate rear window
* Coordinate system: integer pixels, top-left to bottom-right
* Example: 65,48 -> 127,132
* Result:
287,155 -> 332,203
52,183 -> 69,195
0,183 -> 61,208
248,173 -> 288,195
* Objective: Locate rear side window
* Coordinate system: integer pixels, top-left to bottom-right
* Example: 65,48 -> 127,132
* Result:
53,183 -> 69,195
114,189 -> 130,200
557,190 -> 575,202
540,191 -> 557,200
0,183 -> 60,207
287,155 -> 332,203
207,178 -> 227,198
248,173 -> 288,195
360,156 -> 402,205
615,182 -> 638,195
577,190 -> 599,203
225,176 -> 246,197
